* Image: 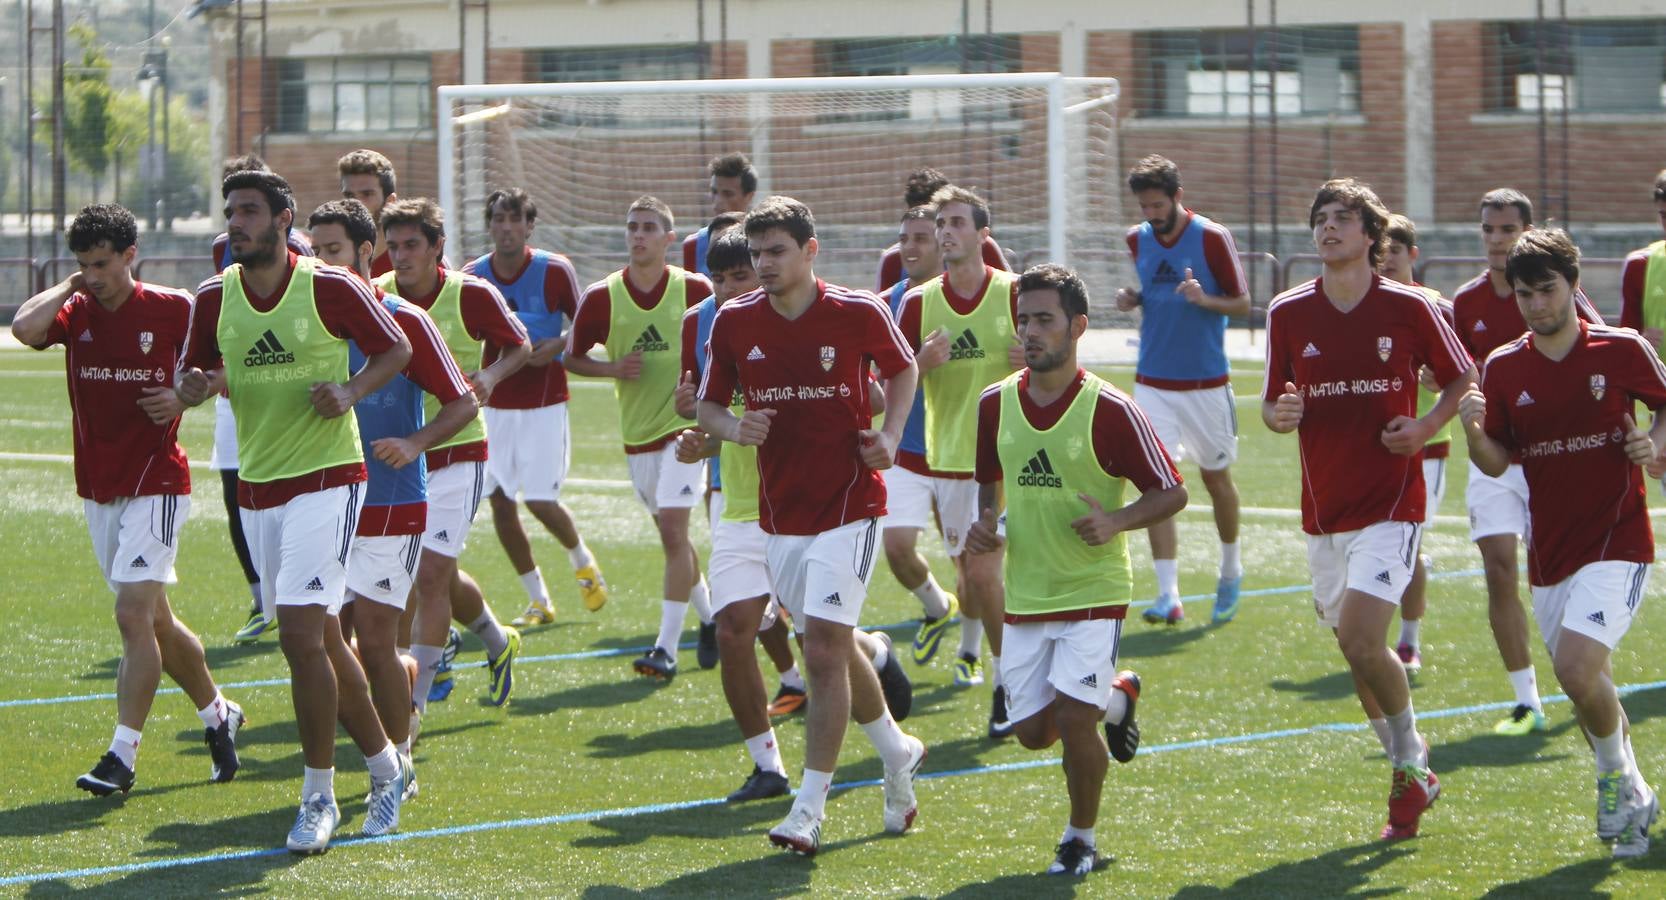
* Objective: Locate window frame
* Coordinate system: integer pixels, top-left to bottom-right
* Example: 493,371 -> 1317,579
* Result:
273,56 -> 432,135
1137,25 -> 1362,120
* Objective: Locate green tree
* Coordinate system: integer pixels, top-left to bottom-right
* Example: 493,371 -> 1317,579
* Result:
63,22 -> 114,196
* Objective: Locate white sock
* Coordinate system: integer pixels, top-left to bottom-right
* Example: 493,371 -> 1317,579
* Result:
410,644 -> 444,713
1386,705 -> 1423,767
869,634 -> 890,671
657,600 -> 688,656
989,654 -> 1000,683
1508,666 -> 1542,712
519,568 -> 549,606
196,694 -> 227,728
959,617 -> 984,658
1399,618 -> 1422,649
110,724 -> 142,769
745,729 -> 787,776
247,582 -> 262,608
1625,732 -> 1642,780
1062,824 -> 1096,847
397,737 -> 411,757
301,766 -> 335,803
912,573 -> 951,620
1154,559 -> 1180,598
1219,542 -> 1243,580
779,665 -> 804,691
859,714 -> 913,771
365,742 -> 399,782
1369,718 -> 1393,757
568,539 -> 595,571
690,577 -> 714,625
1592,727 -> 1628,773
1105,688 -> 1129,725
470,610 -> 509,659
795,768 -> 833,818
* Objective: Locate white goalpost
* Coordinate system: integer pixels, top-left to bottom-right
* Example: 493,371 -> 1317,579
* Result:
437,73 -> 1120,300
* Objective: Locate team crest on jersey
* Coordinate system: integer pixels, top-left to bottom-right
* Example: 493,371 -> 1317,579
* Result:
1067,434 -> 1087,460
1590,374 -> 1606,401
1376,336 -> 1392,362
293,317 -> 310,342
138,331 -> 154,354
819,346 -> 835,371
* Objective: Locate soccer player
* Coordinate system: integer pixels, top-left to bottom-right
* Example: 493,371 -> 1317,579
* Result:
1459,228 -> 1666,858
1263,178 -> 1474,841
374,198 -> 529,712
178,170 -> 414,852
463,188 -> 609,626
309,198 -> 478,764
212,154 -> 311,644
698,196 -> 925,856
1618,169 -> 1666,351
682,152 -> 757,275
894,186 -> 1022,736
1377,214 -> 1453,676
338,149 -> 400,277
881,206 -> 962,666
965,263 -> 1183,876
14,204 -> 244,797
1113,156 -> 1250,625
567,196 -> 715,679
874,168 -> 1009,293
1451,188 -> 1605,736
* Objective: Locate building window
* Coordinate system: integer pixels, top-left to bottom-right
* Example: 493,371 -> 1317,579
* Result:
1139,27 -> 1360,118
813,36 -> 1022,124
275,57 -> 431,134
1488,20 -> 1666,113
533,44 -> 708,127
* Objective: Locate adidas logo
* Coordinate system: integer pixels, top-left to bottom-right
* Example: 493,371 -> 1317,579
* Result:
631,324 -> 670,353
1588,610 -> 1607,627
129,556 -> 148,569
375,578 -> 392,591
1474,320 -> 1488,332
1079,673 -> 1098,688
747,345 -> 766,361
78,329 -> 93,342
435,529 -> 450,543
1016,448 -> 1064,488
304,577 -> 324,591
1153,259 -> 1181,284
1516,390 -> 1534,406
1375,571 -> 1393,586
243,329 -> 295,367
948,328 -> 986,361
680,485 -> 694,496
823,592 -> 842,608
1302,342 -> 1321,358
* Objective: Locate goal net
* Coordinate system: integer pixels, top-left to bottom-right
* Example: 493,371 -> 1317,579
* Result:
438,74 -> 1121,311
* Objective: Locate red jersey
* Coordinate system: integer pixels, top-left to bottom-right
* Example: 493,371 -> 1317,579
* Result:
1262,275 -> 1472,534
1452,271 -> 1605,370
461,250 -> 580,409
1481,322 -> 1666,585
700,280 -> 915,535
33,283 -> 194,503
895,267 -> 1020,479
1619,248 -> 1653,333
875,235 -> 1009,294
974,369 -> 1181,490
186,253 -> 404,509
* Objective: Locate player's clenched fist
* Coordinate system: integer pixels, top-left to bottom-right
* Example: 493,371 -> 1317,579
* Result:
1269,381 -> 1303,432
858,428 -> 896,470
916,326 -> 951,370
1458,387 -> 1487,434
674,427 -> 717,464
964,506 -> 1004,554
310,381 -> 356,418
1620,414 -> 1661,475
175,367 -> 211,407
735,408 -> 775,446
1070,493 -> 1120,546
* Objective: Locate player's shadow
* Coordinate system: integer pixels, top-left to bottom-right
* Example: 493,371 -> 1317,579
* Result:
22,849 -> 297,897
1615,682 -> 1666,728
1118,624 -> 1210,658
580,840 -> 873,898
903,734 -> 1016,776
140,805 -> 295,856
571,797 -> 786,849
0,795 -> 141,839
1479,855 -> 1619,898
586,633 -> 661,652
201,641 -> 283,670
508,678 -> 663,716
1171,839 -> 1412,897
901,683 -> 967,719
938,857 -> 1118,898
1418,718 -> 1577,776
75,656 -> 121,682
1269,670 -> 1359,703
587,718 -> 738,758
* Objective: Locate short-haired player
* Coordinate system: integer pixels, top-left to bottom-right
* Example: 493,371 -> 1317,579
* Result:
682,152 -> 759,275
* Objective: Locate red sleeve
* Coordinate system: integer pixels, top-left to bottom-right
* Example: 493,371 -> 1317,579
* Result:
314,267 -> 403,353
685,273 -> 713,308
975,387 -> 1003,484
897,289 -> 924,351
568,284 -> 612,356
184,280 -> 226,370
34,298 -> 74,348
211,235 -> 229,273
1624,332 -> 1666,411
544,256 -> 581,319
697,307 -> 738,406
682,234 -> 698,272
1621,253 -> 1647,332
459,280 -> 529,351
1574,288 -> 1606,327
1124,228 -> 1139,260
1203,225 -> 1249,297
397,306 -> 471,403
982,236 -> 1010,272
681,306 -> 701,378
1480,363 -> 1514,449
1261,304 -> 1292,403
1414,293 -> 1472,385
1092,390 -> 1182,491
865,293 -> 915,378
876,246 -> 902,294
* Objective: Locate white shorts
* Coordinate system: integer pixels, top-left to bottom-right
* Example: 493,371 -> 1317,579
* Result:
766,517 -> 880,632
483,403 -> 570,503
1132,382 -> 1238,471
1000,617 -> 1124,724
710,517 -> 773,614
1422,455 -> 1449,525
210,395 -> 239,470
1306,521 -> 1421,627
346,533 -> 423,610
881,466 -> 978,557
1466,462 -> 1529,542
240,483 -> 364,612
83,494 -> 189,592
1531,561 -> 1649,655
423,461 -> 484,557
626,442 -> 705,515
